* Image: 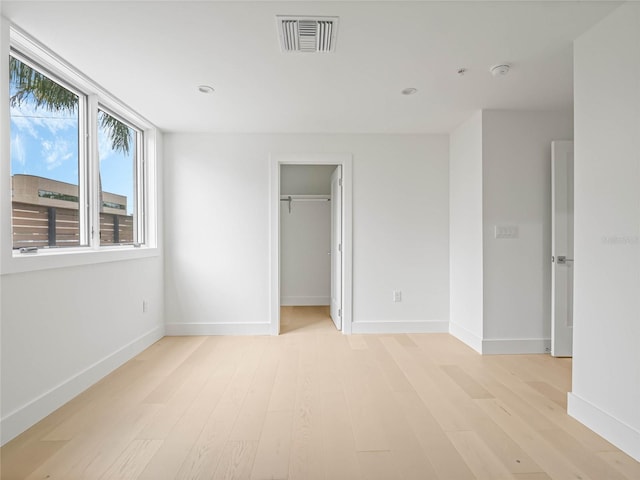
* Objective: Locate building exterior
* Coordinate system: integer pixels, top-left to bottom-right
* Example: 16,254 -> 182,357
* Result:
11,174 -> 133,248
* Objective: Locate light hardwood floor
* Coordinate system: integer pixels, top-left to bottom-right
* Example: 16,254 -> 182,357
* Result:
2,306 -> 639,480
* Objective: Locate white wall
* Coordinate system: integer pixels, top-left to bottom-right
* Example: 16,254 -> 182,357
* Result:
164,134 -> 449,334
570,2 -> 640,461
449,110 -> 573,354
280,200 -> 331,306
449,111 -> 484,352
0,258 -> 165,445
482,110 -> 573,353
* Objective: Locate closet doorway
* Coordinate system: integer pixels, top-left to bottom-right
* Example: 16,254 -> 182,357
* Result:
269,154 -> 352,335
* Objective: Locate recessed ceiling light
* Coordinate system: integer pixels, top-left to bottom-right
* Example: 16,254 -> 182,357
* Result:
198,85 -> 215,94
401,87 -> 417,95
490,64 -> 511,77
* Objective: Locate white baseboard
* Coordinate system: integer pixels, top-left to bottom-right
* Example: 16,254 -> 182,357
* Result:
568,392 -> 640,462
165,322 -> 271,336
280,296 -> 330,306
351,320 -> 449,334
449,322 -> 483,353
0,325 -> 164,446
448,325 -> 550,355
482,337 -> 550,354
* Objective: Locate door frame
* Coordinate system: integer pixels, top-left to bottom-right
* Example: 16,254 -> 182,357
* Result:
269,153 -> 353,335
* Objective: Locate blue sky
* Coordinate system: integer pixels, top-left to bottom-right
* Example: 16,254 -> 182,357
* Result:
10,94 -> 135,214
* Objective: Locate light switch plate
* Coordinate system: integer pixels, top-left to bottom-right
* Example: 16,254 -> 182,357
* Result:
495,225 -> 519,239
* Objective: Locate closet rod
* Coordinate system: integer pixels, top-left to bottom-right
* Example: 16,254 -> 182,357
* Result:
280,195 -> 330,214
279,195 -> 330,201
279,198 -> 331,201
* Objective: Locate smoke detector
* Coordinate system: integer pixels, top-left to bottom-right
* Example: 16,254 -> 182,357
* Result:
277,16 -> 339,53
490,64 -> 511,77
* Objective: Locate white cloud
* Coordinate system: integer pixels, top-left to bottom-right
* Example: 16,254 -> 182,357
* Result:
10,104 -> 39,138
9,100 -> 77,173
11,133 -> 27,167
98,127 -> 114,163
41,138 -> 74,171
10,102 -> 76,139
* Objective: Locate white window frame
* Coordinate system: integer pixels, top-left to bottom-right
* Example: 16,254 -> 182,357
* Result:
0,25 -> 160,274
96,104 -> 146,247
8,48 -> 91,248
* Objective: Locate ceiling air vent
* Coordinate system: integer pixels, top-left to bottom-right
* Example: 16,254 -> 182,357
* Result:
277,16 -> 339,53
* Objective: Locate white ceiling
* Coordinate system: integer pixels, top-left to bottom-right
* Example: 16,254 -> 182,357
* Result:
1,1 -> 622,134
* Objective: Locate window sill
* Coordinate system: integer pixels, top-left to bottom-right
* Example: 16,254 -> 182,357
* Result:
1,245 -> 160,275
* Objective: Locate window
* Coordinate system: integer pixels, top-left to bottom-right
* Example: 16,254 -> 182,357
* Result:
9,53 -> 87,249
6,31 -> 156,263
98,108 -> 143,246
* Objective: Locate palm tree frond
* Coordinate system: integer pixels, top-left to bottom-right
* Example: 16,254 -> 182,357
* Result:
10,56 -> 132,155
99,111 -> 132,155
10,56 -> 78,113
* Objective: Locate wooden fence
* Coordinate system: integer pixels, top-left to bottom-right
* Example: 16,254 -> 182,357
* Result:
100,212 -> 134,244
12,202 -> 133,249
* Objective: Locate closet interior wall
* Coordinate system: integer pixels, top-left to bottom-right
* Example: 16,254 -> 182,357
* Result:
280,165 -> 335,306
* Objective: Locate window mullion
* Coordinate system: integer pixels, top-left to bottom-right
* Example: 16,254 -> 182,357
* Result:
77,94 -> 89,246
135,130 -> 145,245
87,95 -> 100,249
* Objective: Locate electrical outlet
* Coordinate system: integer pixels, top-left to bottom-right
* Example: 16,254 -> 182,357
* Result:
393,290 -> 402,302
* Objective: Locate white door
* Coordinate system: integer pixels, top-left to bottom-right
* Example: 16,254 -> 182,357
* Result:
330,166 -> 342,330
551,141 -> 574,357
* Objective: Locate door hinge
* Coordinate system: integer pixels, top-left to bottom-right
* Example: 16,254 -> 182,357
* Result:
338,308 -> 342,318
338,243 -> 342,253
339,178 -> 342,187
